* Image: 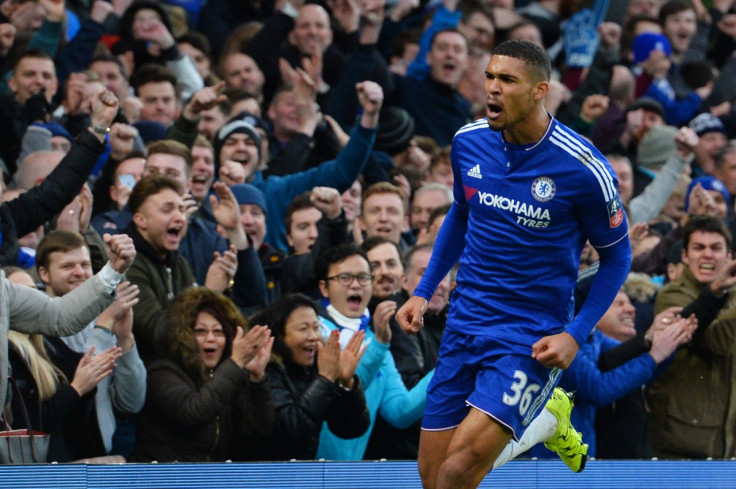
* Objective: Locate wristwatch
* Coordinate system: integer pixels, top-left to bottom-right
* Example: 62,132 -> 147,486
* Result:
90,122 -> 111,135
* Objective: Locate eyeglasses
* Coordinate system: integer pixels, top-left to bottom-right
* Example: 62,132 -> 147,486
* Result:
193,327 -> 226,338
326,273 -> 373,286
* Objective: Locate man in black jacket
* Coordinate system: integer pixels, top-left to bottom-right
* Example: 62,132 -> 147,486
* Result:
0,87 -> 117,266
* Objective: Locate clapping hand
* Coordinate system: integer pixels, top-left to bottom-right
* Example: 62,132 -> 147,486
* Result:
71,345 -> 122,396
204,245 -> 238,292
338,329 -> 366,389
232,325 -> 273,380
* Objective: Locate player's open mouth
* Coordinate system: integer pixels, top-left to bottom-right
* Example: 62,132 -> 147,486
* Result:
487,102 -> 503,119
699,263 -> 715,270
192,175 -> 208,184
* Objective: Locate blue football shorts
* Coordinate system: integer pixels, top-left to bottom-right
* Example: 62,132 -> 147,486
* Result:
421,329 -> 561,440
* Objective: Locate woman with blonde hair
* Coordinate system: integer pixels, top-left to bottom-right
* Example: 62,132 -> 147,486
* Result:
3,267 -> 121,462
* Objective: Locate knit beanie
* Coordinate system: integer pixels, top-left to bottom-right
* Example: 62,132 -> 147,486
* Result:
213,119 -> 261,167
374,106 -> 415,156
685,176 -> 730,211
231,111 -> 271,135
133,120 -> 167,144
43,122 -> 74,145
230,183 -> 267,215
688,113 -> 726,138
680,60 -> 714,90
625,97 -> 664,119
637,125 -> 678,170
632,32 -> 672,64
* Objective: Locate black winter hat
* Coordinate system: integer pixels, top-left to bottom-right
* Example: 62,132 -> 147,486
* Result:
119,0 -> 173,40
374,106 -> 415,156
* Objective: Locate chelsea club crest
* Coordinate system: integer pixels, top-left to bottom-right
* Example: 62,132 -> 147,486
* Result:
531,177 -> 556,202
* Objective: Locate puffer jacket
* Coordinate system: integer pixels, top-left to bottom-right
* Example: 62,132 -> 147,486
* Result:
130,358 -> 273,462
237,358 -> 369,461
130,288 -> 274,462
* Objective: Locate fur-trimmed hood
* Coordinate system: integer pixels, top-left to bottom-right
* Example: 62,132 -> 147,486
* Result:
165,287 -> 247,385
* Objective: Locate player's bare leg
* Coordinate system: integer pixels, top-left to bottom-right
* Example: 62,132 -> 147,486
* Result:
435,408 -> 513,489
418,428 -> 455,489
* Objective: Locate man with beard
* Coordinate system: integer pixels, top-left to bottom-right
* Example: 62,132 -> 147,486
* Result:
364,236 -> 405,303
364,242 -> 451,460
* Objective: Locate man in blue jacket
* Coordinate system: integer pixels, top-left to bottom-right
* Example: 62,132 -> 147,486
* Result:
212,81 -> 383,252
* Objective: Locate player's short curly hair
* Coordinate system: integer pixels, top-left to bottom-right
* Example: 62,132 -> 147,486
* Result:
492,39 -> 551,83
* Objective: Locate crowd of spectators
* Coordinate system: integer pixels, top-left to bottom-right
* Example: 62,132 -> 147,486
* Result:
1,0 -> 736,464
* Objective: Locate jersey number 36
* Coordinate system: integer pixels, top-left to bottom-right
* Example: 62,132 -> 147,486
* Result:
502,370 -> 541,417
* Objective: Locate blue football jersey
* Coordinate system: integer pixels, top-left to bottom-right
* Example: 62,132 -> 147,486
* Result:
446,117 -> 629,346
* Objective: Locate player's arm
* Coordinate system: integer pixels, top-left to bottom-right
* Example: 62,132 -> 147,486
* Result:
568,235 -> 632,344
532,236 -> 631,368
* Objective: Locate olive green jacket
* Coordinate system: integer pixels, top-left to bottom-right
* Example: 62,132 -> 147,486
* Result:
649,267 -> 736,458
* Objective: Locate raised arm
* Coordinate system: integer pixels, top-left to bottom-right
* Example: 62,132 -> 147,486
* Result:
6,89 -> 119,237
